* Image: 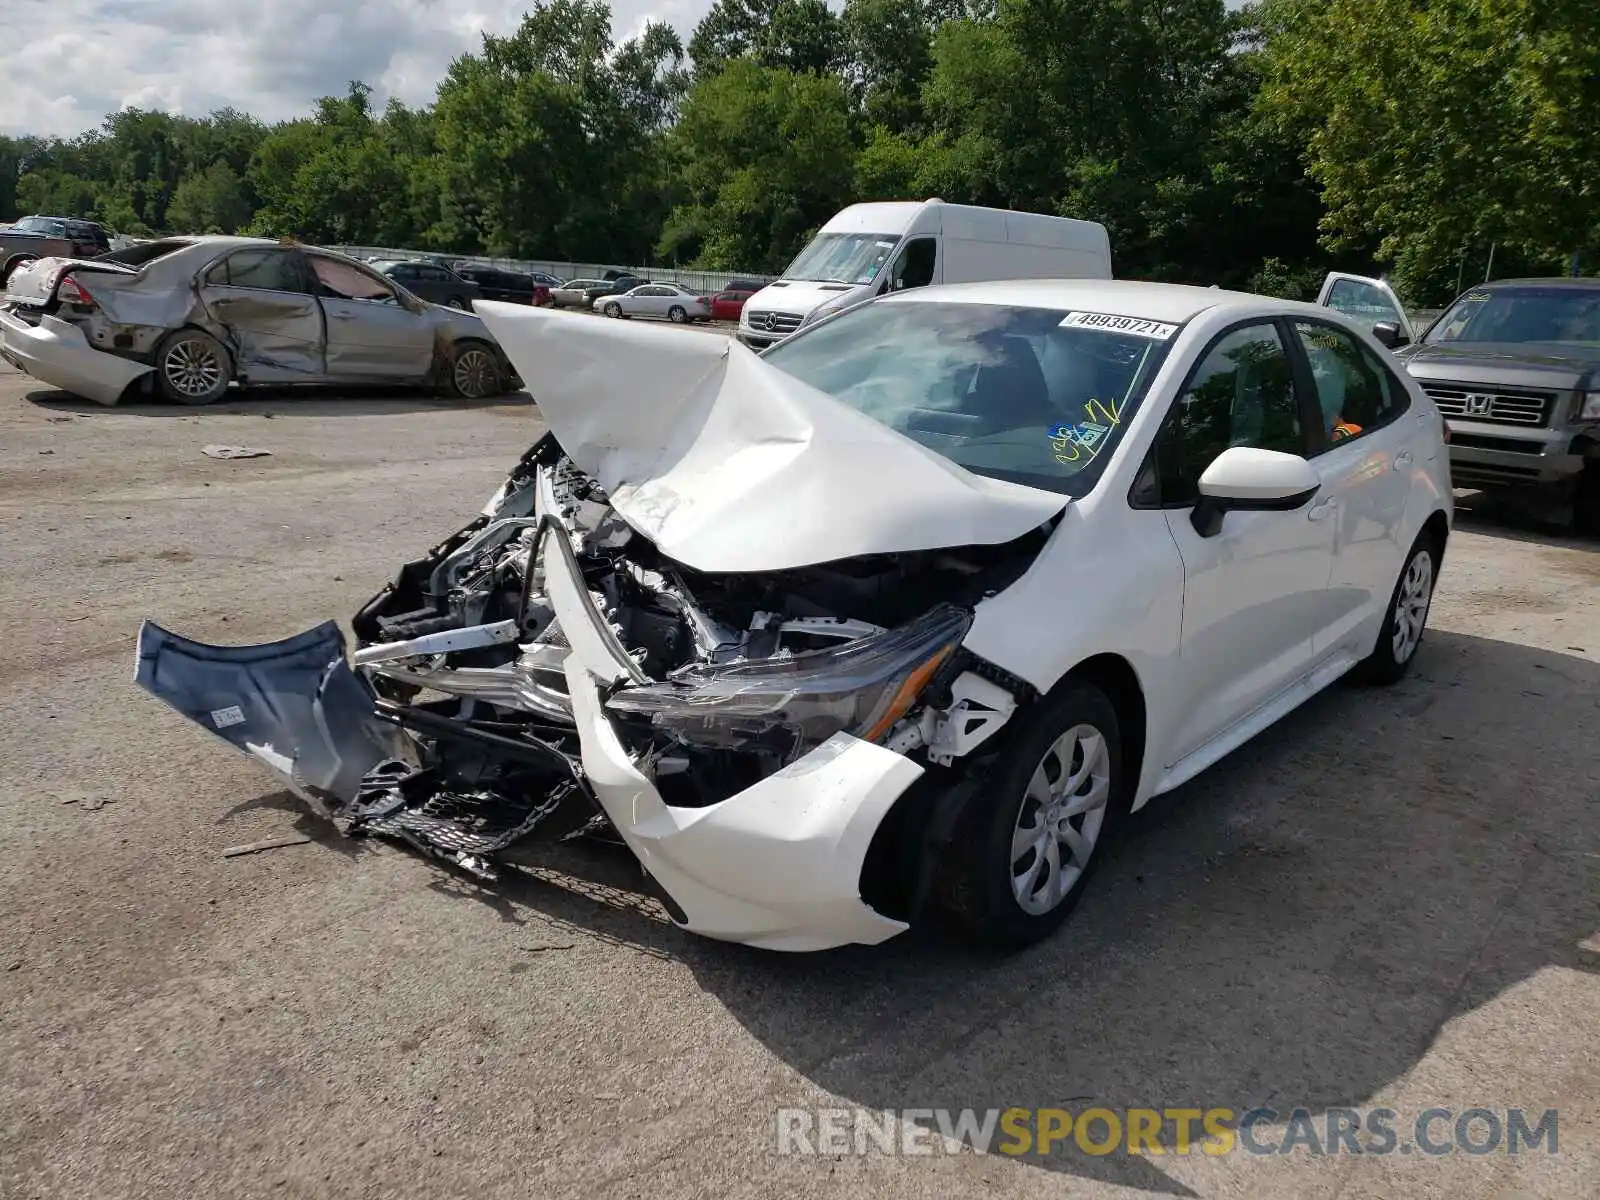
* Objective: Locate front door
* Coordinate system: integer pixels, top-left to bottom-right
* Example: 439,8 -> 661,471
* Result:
1155,320 -> 1337,761
196,247 -> 324,381
305,254 -> 436,379
1317,272 -> 1416,345
1287,317 -> 1416,658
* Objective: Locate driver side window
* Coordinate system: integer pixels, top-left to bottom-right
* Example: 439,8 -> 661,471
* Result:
1148,322 -> 1307,506
888,237 -> 937,292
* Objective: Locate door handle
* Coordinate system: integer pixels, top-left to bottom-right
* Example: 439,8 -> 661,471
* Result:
329,311 -> 355,320
1308,497 -> 1339,521
1393,450 -> 1414,470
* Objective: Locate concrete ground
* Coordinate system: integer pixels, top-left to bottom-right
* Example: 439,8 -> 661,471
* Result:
0,363 -> 1595,1200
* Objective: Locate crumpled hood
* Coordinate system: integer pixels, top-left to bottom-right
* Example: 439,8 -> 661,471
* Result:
472,301 -> 1067,573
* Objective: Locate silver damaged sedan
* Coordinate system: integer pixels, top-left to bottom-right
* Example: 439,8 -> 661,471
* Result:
0,236 -> 520,405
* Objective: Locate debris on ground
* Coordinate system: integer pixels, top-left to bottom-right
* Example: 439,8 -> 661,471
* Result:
202,445 -> 272,460
221,834 -> 313,858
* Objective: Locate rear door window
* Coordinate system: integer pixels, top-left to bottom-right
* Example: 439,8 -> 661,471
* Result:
205,249 -> 306,292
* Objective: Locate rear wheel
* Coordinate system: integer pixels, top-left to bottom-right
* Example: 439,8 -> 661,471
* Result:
447,342 -> 501,400
446,295 -> 469,311
1356,532 -> 1439,684
667,305 -> 687,324
938,681 -> 1125,950
154,329 -> 231,405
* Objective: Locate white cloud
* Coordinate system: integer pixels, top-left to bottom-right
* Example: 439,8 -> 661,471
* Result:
0,0 -> 716,138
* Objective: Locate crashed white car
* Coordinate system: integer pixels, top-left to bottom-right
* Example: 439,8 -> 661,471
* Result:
135,280 -> 1453,951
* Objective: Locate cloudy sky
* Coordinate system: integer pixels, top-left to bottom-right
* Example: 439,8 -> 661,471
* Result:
1,0 -> 709,139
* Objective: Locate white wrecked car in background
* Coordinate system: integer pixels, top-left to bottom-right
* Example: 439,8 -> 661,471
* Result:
136,280 -> 1453,951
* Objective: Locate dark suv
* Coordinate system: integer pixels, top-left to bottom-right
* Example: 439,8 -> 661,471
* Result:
11,215 -> 111,257
1318,272 -> 1600,532
369,259 -> 481,309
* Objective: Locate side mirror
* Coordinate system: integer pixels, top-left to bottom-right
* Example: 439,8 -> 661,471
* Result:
1371,321 -> 1409,349
1190,446 -> 1321,537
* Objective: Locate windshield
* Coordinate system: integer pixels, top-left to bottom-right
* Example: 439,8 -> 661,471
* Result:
783,232 -> 900,285
1427,285 -> 1600,347
16,217 -> 68,236
761,299 -> 1176,497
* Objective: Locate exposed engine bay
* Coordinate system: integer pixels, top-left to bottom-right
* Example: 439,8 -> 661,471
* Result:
334,435 -> 1048,887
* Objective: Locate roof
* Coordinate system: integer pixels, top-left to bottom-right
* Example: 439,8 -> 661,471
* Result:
888,277 -> 1302,325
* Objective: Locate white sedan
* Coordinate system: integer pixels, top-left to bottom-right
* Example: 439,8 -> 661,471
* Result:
593,282 -> 711,323
134,280 -> 1452,953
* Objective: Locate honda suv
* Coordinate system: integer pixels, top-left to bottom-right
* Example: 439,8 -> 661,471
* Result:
1319,273 -> 1600,532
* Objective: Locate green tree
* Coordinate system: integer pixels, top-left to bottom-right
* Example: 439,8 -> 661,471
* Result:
664,58 -> 856,270
1258,0 -> 1600,301
166,161 -> 250,233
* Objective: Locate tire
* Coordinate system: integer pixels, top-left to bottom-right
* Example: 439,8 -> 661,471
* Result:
154,328 -> 231,405
446,341 -> 502,400
446,295 -> 469,311
1356,531 -> 1439,685
603,302 -> 622,318
1574,461 -> 1600,537
937,681 -> 1126,950
667,305 -> 687,324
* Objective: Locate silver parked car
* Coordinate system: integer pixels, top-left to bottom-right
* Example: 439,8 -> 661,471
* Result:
593,282 -> 711,323
0,236 -> 520,406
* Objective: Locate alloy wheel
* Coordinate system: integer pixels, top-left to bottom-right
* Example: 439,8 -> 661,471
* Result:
163,337 -> 224,398
1010,723 -> 1112,916
1391,549 -> 1434,663
452,347 -> 498,399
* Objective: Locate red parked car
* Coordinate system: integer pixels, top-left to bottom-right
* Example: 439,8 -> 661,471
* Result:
709,288 -> 757,322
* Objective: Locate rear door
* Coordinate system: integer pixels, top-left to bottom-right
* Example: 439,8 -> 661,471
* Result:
304,253 -> 435,379
1317,273 -> 1416,345
1286,318 -> 1417,658
197,248 -> 324,380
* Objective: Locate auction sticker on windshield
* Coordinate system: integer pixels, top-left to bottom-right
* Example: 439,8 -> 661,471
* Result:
1059,312 -> 1178,340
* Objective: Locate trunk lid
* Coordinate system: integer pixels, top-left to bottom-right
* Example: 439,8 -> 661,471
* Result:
3,256 -> 141,309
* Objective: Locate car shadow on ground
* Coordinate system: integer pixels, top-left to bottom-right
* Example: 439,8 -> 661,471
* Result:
1451,487 -> 1595,551
404,628 -> 1599,1192
23,385 -> 536,418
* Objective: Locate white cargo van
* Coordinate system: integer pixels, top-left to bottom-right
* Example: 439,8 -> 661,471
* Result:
736,199 -> 1112,350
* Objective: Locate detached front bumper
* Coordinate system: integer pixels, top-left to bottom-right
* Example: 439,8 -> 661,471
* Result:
0,308 -> 152,405
134,513 -> 920,953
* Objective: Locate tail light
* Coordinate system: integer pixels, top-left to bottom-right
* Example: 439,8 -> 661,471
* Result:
697,296 -> 709,306
57,275 -> 97,309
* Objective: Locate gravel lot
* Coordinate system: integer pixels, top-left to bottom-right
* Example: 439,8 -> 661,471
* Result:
1,362 -> 1596,1200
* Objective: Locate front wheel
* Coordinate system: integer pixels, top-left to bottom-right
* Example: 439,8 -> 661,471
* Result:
1357,532 -> 1439,684
447,342 -> 502,400
603,302 -> 622,318
446,295 -> 470,311
937,681 -> 1124,950
154,328 -> 231,405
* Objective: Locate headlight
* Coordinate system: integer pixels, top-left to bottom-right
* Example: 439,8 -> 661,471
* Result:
604,604 -> 971,753
1581,392 -> 1600,420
